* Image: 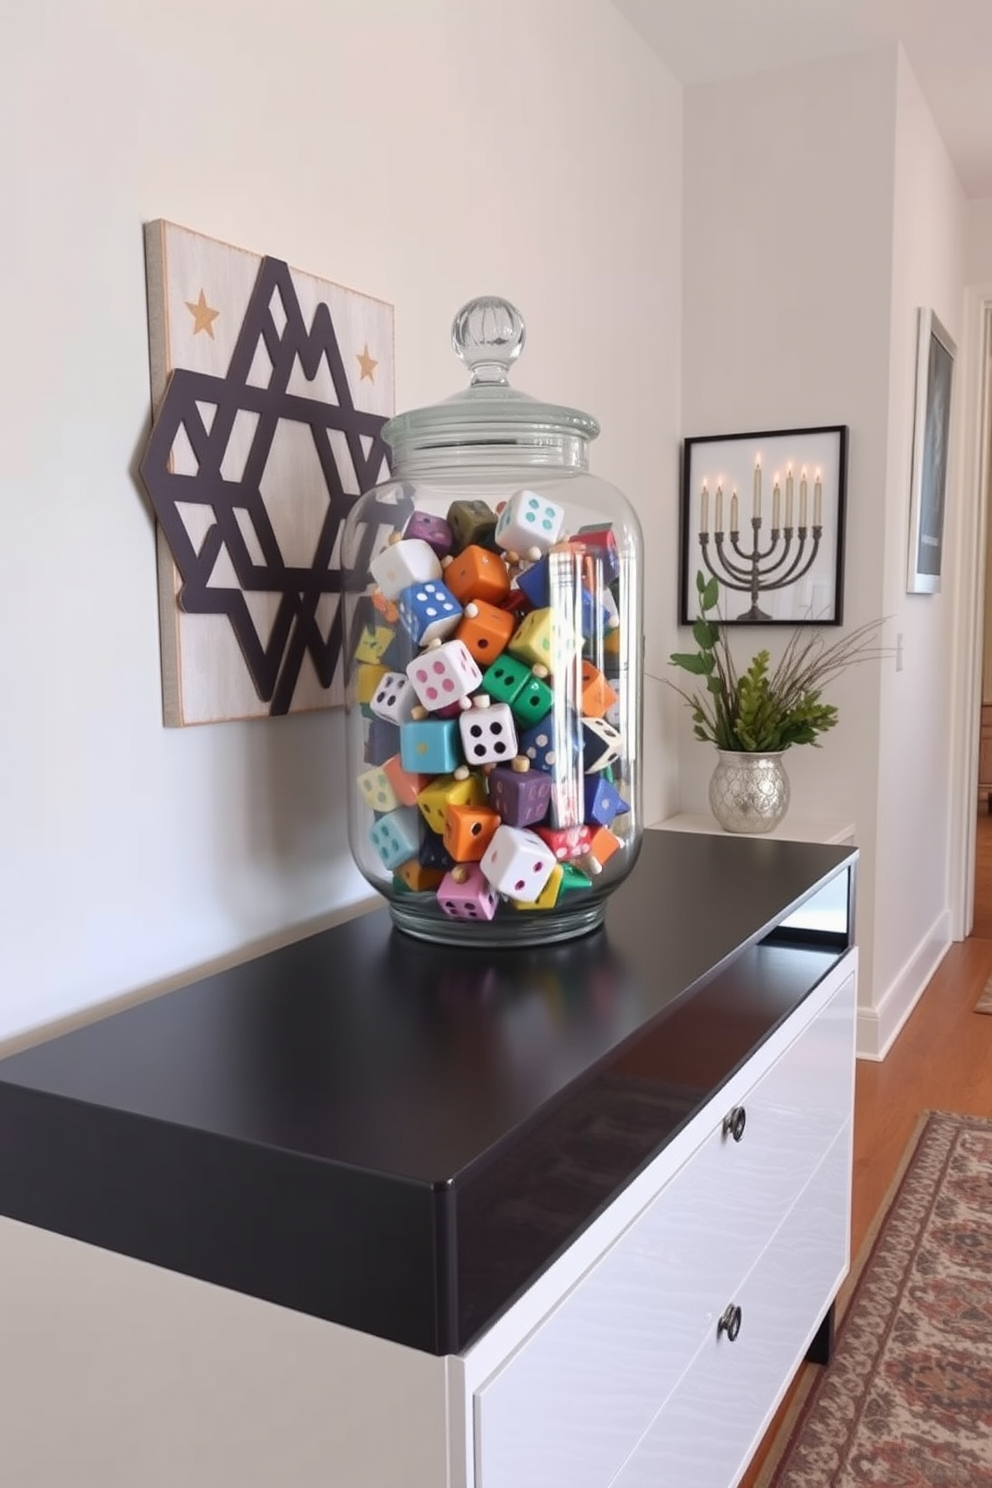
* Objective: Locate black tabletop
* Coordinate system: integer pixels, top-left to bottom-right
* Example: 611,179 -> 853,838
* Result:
0,831 -> 855,1354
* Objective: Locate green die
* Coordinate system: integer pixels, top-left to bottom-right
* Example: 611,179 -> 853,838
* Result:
509,673 -> 554,727
481,654 -> 531,705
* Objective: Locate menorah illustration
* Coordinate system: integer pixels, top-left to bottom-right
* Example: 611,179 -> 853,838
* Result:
697,459 -> 824,621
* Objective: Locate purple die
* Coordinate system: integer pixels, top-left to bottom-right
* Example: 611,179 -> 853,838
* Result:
405,510 -> 454,559
487,764 -> 552,828
436,864 -> 499,922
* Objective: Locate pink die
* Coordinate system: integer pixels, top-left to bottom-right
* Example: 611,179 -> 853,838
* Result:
406,640 -> 482,712
437,864 -> 499,922
480,825 -> 556,902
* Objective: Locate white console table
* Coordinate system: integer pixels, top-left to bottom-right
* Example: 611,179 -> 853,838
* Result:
0,835 -> 858,1488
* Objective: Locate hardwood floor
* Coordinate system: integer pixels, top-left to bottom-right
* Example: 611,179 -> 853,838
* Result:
740,808 -> 992,1486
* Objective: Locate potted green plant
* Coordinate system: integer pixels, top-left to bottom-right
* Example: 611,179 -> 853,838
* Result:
669,573 -> 885,833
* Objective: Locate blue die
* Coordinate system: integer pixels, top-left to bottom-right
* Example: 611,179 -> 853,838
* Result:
398,580 -> 462,645
519,713 -> 581,773
369,807 -> 421,871
584,776 -> 629,828
364,717 -> 401,766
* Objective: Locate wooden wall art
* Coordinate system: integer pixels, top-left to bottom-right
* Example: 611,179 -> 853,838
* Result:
140,221 -> 394,724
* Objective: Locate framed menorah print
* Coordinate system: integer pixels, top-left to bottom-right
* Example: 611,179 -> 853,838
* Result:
679,424 -> 848,625
907,308 -> 955,594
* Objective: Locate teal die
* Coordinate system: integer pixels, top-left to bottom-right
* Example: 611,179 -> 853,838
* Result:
400,718 -> 462,774
369,806 -> 421,870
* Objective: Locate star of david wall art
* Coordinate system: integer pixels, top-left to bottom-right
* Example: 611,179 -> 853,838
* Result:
139,221 -> 394,724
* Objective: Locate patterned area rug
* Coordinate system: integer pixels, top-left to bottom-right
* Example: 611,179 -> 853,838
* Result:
760,1111 -> 992,1487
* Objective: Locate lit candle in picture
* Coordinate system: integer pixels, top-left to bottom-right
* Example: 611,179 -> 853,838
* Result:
814,468 -> 823,526
730,488 -> 739,534
715,485 -> 724,532
800,466 -> 808,527
772,473 -> 781,530
754,457 -> 762,520
786,465 -> 794,527
700,480 -> 709,535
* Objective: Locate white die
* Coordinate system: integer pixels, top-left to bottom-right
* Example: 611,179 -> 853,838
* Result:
495,488 -> 565,558
480,824 -> 556,901
369,671 -> 417,725
458,699 -> 518,766
406,640 -> 482,711
370,538 -> 442,600
582,716 -> 623,773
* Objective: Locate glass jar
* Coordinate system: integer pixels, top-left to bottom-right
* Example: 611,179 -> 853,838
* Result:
341,296 -> 642,946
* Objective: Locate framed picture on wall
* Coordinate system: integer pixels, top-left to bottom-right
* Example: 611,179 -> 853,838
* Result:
907,308 -> 956,595
679,425 -> 848,625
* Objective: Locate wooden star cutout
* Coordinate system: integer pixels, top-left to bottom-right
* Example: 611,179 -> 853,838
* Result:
356,343 -> 378,382
185,289 -> 220,339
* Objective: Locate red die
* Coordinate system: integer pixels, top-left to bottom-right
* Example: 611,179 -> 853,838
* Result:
536,823 -> 593,861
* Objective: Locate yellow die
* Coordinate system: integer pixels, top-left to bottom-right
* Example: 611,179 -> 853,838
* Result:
354,663 -> 389,705
513,863 -> 564,911
508,607 -> 578,670
354,623 -> 396,665
416,772 -> 486,835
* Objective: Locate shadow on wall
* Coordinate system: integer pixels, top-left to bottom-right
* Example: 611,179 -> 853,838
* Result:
218,706 -> 364,931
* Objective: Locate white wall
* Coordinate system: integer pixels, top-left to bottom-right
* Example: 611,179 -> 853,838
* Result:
966,198 -> 992,283
870,50 -> 969,1056
0,0 -> 683,1042
681,48 -> 899,1021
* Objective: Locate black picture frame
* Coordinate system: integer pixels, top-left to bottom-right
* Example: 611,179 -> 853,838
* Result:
907,309 -> 956,594
679,425 -> 848,625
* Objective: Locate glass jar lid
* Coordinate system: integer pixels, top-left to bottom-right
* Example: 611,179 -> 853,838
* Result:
382,296 -> 600,467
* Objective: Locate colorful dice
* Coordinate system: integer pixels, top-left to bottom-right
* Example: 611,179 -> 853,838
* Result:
406,640 -> 482,711
494,488 -> 565,558
458,697 -> 518,766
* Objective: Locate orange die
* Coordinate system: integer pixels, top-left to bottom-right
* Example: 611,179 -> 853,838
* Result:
456,600 -> 516,664
443,545 -> 511,605
383,753 -> 431,807
443,803 -> 500,862
588,825 -> 622,867
580,660 -> 618,719
395,861 -> 445,892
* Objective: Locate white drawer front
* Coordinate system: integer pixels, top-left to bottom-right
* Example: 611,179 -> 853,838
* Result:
612,1124 -> 851,1488
473,971 -> 855,1488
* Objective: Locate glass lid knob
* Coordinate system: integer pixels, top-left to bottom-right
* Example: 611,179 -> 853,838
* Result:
451,296 -> 526,386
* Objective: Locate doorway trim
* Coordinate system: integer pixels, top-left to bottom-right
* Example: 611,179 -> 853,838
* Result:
950,287 -> 992,940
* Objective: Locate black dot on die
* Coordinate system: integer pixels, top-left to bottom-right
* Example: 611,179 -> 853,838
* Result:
470,724 -> 483,738
492,722 -> 504,735
471,822 -> 482,836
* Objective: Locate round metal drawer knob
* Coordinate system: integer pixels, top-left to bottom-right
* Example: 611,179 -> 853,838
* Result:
718,1304 -> 743,1342
723,1105 -> 747,1143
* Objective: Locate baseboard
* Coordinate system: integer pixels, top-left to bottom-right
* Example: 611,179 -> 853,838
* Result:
856,910 -> 952,1060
